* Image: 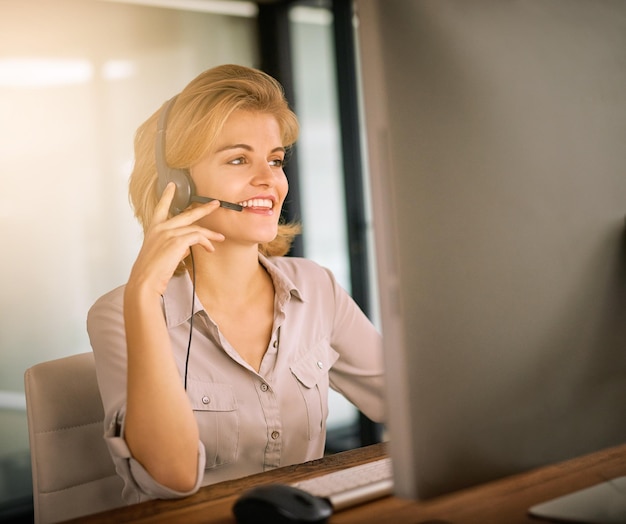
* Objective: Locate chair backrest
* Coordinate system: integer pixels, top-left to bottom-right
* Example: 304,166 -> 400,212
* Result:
24,352 -> 125,524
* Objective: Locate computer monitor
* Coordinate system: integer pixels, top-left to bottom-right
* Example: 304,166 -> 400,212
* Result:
356,0 -> 626,502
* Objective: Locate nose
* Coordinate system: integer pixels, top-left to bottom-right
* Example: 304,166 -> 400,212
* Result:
251,161 -> 276,187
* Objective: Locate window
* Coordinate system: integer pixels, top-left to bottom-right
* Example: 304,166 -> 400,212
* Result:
289,3 -> 372,444
0,0 -> 258,517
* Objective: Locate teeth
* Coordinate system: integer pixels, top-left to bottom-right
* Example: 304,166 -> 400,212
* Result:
238,198 -> 273,209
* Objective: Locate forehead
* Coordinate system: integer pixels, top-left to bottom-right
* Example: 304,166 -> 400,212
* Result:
217,110 -> 282,143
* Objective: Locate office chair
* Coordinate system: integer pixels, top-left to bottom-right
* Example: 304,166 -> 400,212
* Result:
24,352 -> 125,524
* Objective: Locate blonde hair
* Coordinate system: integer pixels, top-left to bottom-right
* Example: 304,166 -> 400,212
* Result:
129,64 -> 301,259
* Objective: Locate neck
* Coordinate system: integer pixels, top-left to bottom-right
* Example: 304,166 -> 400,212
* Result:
188,244 -> 266,307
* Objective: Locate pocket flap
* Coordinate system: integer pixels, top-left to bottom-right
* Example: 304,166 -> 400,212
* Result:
186,380 -> 237,412
290,339 -> 339,389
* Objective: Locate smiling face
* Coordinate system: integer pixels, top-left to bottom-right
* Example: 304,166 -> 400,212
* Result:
189,110 -> 289,247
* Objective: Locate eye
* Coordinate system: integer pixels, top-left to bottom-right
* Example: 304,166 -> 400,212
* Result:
269,158 -> 285,168
228,157 -> 246,165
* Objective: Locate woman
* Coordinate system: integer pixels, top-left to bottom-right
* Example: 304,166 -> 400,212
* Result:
87,64 -> 385,504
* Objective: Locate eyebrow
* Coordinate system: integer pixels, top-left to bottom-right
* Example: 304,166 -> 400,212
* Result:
215,144 -> 286,154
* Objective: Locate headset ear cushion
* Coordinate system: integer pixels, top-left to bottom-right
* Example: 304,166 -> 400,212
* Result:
167,168 -> 194,215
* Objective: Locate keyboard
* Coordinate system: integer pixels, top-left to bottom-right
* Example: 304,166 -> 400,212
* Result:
291,457 -> 394,511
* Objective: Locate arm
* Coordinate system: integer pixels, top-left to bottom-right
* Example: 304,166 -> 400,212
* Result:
324,268 -> 386,424
121,183 -> 224,492
123,285 -> 198,491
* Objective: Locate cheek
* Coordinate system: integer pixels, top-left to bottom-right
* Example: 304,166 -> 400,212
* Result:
278,173 -> 289,199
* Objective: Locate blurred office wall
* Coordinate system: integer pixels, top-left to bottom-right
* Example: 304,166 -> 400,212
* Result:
0,0 -> 257,513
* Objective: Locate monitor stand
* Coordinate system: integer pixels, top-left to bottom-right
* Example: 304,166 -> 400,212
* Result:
528,476 -> 626,523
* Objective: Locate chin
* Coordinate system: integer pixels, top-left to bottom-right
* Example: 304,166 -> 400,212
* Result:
254,226 -> 279,243
257,233 -> 279,245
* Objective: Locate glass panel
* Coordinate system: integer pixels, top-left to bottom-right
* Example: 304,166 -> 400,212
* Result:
289,5 -> 358,432
0,0 -> 257,514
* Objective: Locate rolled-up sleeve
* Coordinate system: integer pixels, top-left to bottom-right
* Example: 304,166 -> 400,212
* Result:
87,285 -> 206,503
103,405 -> 205,503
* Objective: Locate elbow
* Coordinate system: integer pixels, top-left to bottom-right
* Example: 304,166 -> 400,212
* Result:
131,438 -> 200,494
366,406 -> 386,425
364,390 -> 387,424
151,460 -> 199,494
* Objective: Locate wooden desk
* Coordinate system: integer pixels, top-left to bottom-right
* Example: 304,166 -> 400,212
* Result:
67,441 -> 626,523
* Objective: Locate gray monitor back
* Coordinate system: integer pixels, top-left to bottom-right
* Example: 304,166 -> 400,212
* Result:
356,0 -> 626,500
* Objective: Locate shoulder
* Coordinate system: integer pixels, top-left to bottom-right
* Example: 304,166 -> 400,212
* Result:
87,284 -> 126,325
268,255 -> 325,272
267,256 -> 336,286
86,285 -> 128,360
264,256 -> 349,310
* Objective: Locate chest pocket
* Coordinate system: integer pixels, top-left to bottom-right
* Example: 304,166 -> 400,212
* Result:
290,339 -> 339,440
187,380 -> 239,469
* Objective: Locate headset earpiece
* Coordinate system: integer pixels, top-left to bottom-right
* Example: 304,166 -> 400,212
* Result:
163,167 -> 195,215
155,96 -> 196,215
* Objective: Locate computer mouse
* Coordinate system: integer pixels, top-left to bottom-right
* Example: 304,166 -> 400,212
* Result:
232,483 -> 333,524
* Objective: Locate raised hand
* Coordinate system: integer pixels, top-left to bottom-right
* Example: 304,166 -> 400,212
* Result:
127,182 -> 225,297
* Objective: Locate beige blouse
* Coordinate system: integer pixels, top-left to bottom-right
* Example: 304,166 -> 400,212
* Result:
87,255 -> 385,504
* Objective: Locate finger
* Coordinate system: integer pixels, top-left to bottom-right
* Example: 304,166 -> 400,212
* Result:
193,237 -> 219,253
157,198 -> 221,231
195,231 -> 225,252
152,182 -> 177,223
164,229 -> 224,256
194,233 -> 225,254
171,225 -> 225,244
173,198 -> 221,224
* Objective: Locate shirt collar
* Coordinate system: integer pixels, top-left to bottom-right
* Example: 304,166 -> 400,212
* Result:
161,254 -> 304,328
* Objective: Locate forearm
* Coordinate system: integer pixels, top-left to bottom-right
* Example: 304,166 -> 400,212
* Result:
123,284 -> 200,492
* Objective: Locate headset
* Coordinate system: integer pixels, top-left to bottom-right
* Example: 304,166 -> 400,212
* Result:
155,96 -> 243,215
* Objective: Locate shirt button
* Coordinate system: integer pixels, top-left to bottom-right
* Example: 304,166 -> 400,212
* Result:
272,340 -> 278,348
317,361 -> 324,369
260,383 -> 269,392
271,431 -> 280,440
201,396 -> 210,405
